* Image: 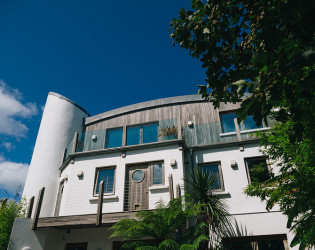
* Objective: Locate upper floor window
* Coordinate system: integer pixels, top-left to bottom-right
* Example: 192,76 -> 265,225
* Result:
199,162 -> 224,191
245,158 -> 271,184
220,112 -> 264,133
126,123 -> 158,146
94,167 -> 115,195
105,128 -> 123,148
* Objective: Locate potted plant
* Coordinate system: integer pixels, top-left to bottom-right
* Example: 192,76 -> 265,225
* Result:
158,124 -> 178,141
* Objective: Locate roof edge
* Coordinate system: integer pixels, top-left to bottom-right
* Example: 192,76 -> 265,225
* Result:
48,92 -> 90,116
85,94 -> 204,125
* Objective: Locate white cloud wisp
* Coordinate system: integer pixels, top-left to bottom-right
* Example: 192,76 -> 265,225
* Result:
0,80 -> 38,138
0,158 -> 29,194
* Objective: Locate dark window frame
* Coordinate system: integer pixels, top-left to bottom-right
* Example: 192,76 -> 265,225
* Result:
198,161 -> 225,191
105,127 -> 123,148
126,122 -> 159,146
93,166 -> 116,196
244,157 -> 271,185
150,162 -> 165,186
220,111 -> 268,133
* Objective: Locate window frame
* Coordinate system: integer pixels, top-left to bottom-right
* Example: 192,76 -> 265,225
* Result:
244,157 -> 271,185
93,166 -> 116,196
220,111 -> 268,134
126,122 -> 159,146
198,161 -> 225,191
105,127 -> 123,149
150,162 -> 165,186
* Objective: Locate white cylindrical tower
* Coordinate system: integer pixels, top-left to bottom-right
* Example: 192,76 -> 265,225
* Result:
22,92 -> 89,217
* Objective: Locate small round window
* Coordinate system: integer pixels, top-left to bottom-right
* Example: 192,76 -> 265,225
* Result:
132,170 -> 145,182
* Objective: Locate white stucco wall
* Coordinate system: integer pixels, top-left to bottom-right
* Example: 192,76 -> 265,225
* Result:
58,144 -> 185,216
22,93 -> 89,217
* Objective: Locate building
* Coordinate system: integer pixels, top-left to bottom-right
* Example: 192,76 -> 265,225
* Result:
8,92 -> 295,249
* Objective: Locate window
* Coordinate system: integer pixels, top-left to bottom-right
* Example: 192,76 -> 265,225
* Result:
152,163 -> 163,185
199,162 -> 224,191
220,112 -> 264,133
126,123 -> 158,146
94,167 -> 115,195
245,158 -> 271,184
105,128 -> 123,148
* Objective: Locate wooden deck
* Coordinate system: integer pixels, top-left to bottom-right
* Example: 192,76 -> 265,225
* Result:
37,211 -> 138,229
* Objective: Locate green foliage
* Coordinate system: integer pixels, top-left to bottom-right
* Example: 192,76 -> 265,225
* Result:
170,0 -> 315,140
185,169 -> 234,249
0,197 -> 26,249
244,122 -> 315,249
110,197 -> 208,249
158,124 -> 178,137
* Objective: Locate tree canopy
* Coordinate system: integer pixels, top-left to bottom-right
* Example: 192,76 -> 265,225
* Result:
171,1 -> 315,248
170,0 -> 315,140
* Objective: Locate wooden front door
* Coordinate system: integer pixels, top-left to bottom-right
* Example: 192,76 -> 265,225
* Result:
125,164 -> 150,211
66,242 -> 88,250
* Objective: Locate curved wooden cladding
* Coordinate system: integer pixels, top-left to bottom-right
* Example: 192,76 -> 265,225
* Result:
84,102 -> 240,132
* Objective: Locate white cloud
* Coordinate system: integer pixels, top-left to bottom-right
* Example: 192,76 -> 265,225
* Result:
0,158 -> 29,194
0,80 -> 38,138
0,141 -> 15,151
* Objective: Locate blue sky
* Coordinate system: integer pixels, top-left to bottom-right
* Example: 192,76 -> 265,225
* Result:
0,1 -> 206,199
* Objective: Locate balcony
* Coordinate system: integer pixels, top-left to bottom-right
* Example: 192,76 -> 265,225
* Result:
63,117 -> 272,162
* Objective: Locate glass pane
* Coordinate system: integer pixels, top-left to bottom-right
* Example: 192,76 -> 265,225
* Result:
105,128 -> 123,148
243,116 -> 262,130
96,168 -> 115,194
126,126 -> 140,146
221,113 -> 238,133
143,124 -> 158,144
153,164 -> 163,184
246,159 -> 270,183
132,170 -> 145,182
201,164 -> 221,190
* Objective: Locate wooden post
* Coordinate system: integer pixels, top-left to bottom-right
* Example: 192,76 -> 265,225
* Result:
234,118 -> 241,141
26,196 -> 35,218
72,132 -> 79,154
31,187 -> 45,230
96,181 -> 104,226
169,174 -> 174,200
176,184 -> 181,198
122,125 -> 127,147
177,116 -> 182,140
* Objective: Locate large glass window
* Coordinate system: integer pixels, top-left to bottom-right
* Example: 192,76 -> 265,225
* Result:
221,112 -> 238,133
95,168 -> 115,195
153,163 -> 163,185
105,128 -> 123,148
220,112 -> 264,133
200,163 -> 223,190
245,158 -> 271,184
222,236 -> 287,250
126,123 -> 158,146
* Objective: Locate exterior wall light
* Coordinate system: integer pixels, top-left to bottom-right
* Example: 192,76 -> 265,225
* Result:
92,135 -> 97,141
77,170 -> 84,178
187,121 -> 193,127
170,159 -> 176,167
230,160 -> 237,168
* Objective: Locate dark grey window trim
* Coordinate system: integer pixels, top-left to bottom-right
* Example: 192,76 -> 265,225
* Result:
198,161 -> 225,191
93,166 -> 116,197
244,156 -> 270,185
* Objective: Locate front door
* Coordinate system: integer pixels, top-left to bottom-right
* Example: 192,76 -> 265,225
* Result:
125,164 -> 150,211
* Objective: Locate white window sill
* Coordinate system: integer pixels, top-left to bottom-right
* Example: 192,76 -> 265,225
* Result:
219,127 -> 270,137
212,190 -> 230,196
149,185 -> 169,191
89,195 -> 118,201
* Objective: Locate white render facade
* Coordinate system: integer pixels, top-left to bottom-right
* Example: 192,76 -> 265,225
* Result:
8,92 -> 296,250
